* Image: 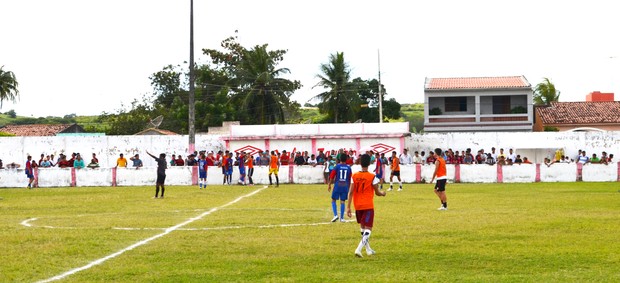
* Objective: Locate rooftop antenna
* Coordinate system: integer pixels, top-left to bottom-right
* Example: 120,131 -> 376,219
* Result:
148,115 -> 164,128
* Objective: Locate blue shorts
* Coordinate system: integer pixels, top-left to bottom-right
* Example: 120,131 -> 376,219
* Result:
26,172 -> 34,179
199,171 -> 207,179
375,172 -> 383,179
331,186 -> 349,201
226,169 -> 233,176
238,167 -> 246,175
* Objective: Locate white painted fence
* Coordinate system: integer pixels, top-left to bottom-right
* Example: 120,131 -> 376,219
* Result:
1,163 -> 617,188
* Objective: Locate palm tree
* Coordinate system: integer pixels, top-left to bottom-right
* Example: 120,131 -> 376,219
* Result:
0,66 -> 19,109
534,77 -> 560,105
313,52 -> 359,123
235,44 -> 301,124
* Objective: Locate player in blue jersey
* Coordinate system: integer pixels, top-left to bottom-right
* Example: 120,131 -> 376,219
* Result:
327,153 -> 352,222
198,153 -> 208,189
225,152 -> 233,185
237,152 -> 246,185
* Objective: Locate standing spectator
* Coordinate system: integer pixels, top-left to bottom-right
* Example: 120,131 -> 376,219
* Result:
463,149 -> 474,164
577,151 -> 589,164
49,154 -> 56,167
58,155 -> 71,168
507,149 -> 516,163
590,153 -> 600,164
186,154 -> 197,166
73,153 -> 85,169
130,154 -> 143,168
25,155 -> 34,189
280,150 -> 290,166
317,149 -> 326,165
170,154 -> 177,166
426,151 -> 436,164
40,156 -> 52,168
38,154 -> 45,166
0,159 -> 3,169
67,153 -> 76,167
514,155 -> 523,164
88,153 -> 100,168
175,155 -> 185,166
490,147 -> 498,163
323,155 -> 333,184
412,151 -> 423,164
116,153 -> 128,168
522,157 -> 532,164
308,154 -> 318,167
399,149 -> 412,165
294,151 -> 305,166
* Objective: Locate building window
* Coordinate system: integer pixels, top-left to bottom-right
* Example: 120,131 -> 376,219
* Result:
492,96 -> 511,114
445,97 -> 467,112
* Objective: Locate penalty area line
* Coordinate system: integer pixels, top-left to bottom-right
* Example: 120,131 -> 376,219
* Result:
37,186 -> 267,283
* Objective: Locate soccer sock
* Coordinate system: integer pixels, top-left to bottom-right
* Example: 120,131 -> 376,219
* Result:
331,201 -> 338,217
363,229 -> 372,250
444,202 -> 447,208
269,175 -> 273,185
340,203 -> 345,219
389,181 -> 393,187
399,180 -> 402,188
155,186 -> 160,197
161,187 -> 165,197
275,176 -> 279,186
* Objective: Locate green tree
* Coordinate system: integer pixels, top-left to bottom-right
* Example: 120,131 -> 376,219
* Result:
353,78 -> 401,122
0,66 -> 19,109
203,37 -> 301,124
534,78 -> 560,105
313,52 -> 360,123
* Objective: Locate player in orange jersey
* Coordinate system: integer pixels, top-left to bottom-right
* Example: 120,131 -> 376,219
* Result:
430,148 -> 448,211
268,151 -> 280,187
346,154 -> 386,257
389,151 -> 402,191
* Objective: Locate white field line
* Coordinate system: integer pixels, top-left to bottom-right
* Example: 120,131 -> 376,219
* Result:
112,220 -> 355,231
37,186 -> 267,283
20,218 -> 77,230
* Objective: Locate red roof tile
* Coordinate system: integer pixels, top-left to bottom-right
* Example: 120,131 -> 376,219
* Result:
537,101 -> 620,125
425,76 -> 531,90
0,124 -> 74,136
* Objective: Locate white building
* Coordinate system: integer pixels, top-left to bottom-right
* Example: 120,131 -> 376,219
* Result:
424,76 -> 534,132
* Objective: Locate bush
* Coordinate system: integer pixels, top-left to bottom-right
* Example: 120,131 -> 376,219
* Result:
511,106 -> 527,114
429,107 -> 442,115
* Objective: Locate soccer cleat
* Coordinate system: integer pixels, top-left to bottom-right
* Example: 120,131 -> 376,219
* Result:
355,250 -> 363,258
398,187 -> 402,191
438,206 -> 447,211
331,216 -> 339,222
340,218 -> 346,222
388,187 -> 393,191
366,248 -> 376,256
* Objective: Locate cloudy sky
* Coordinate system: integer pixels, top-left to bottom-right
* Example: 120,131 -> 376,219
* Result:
1,0 -> 619,117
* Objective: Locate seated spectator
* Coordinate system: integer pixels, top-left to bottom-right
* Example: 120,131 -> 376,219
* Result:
6,162 -> 20,169
87,153 -> 100,168
40,156 -> 52,168
514,155 -> 523,164
58,155 -> 71,168
186,154 -> 197,166
522,157 -> 532,164
175,155 -> 185,166
590,153 -> 601,164
74,153 -> 85,169
426,151 -> 436,164
131,154 -> 144,168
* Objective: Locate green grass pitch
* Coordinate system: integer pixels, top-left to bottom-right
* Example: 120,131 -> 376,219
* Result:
1,183 -> 619,282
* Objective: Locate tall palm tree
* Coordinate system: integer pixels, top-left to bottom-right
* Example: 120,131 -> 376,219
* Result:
0,66 -> 19,109
235,44 -> 300,124
534,77 -> 560,105
313,52 -> 359,123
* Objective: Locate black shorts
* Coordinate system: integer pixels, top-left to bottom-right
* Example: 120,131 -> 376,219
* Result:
156,173 -> 166,184
391,170 -> 400,177
435,179 -> 447,191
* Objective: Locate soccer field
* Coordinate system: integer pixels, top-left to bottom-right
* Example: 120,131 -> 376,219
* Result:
1,183 -> 619,282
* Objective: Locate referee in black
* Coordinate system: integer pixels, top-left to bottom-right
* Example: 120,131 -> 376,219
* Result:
146,151 -> 167,199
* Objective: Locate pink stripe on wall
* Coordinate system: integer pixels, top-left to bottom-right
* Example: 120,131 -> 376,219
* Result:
288,165 -> 294,184
454,164 -> 461,183
617,162 -> 620,182
355,138 -> 361,153
311,139 -> 317,155
576,162 -> 583,181
71,167 -> 76,187
535,164 -> 541,182
399,137 -> 405,153
112,167 -> 117,187
416,164 -> 421,183
225,140 -> 230,151
265,139 -> 270,151
191,166 -> 198,185
496,164 -> 503,183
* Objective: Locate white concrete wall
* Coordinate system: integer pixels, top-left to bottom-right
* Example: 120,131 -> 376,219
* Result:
1,163 -> 618,188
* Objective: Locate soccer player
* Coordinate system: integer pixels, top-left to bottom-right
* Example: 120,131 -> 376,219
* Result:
146,151 -> 167,199
430,148 -> 448,210
373,152 -> 385,190
268,150 -> 280,187
328,154 -> 352,222
198,153 -> 208,189
225,152 -> 233,185
220,151 -> 229,185
346,154 -> 386,257
237,152 -> 246,185
25,155 -> 34,189
389,151 -> 402,191
246,153 -> 254,185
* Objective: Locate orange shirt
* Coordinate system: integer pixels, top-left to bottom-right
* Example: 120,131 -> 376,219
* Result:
247,156 -> 254,168
436,156 -> 447,179
221,156 -> 228,167
270,155 -> 279,169
351,171 -> 378,210
391,157 -> 400,171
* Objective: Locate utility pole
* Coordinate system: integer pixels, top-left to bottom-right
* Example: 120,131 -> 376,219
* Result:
188,0 -> 196,153
378,49 -> 383,123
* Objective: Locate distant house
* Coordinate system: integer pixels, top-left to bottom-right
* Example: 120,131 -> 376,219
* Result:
134,128 -> 178,135
0,123 -> 86,136
424,76 -> 534,132
534,92 -> 620,131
